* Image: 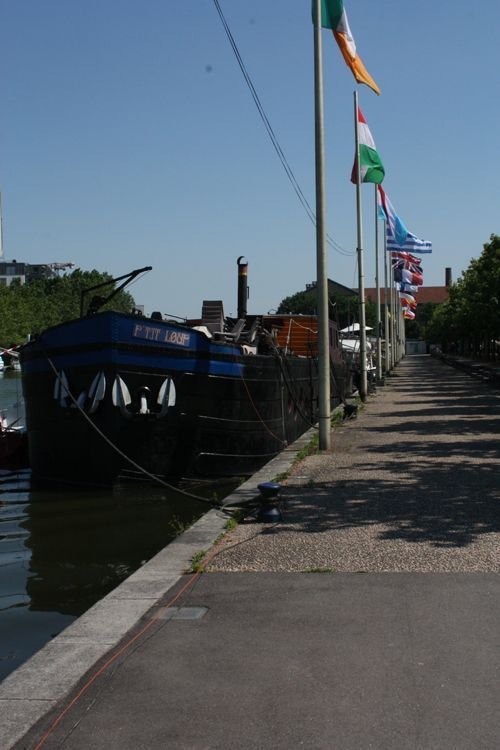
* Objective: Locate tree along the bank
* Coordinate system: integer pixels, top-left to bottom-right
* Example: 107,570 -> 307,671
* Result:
426,234 -> 500,359
276,288 -> 377,330
403,302 -> 440,340
0,269 -> 135,345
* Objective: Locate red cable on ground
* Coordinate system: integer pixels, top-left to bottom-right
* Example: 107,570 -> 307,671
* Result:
32,540 -> 225,750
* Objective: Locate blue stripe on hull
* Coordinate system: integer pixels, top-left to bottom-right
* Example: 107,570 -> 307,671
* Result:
21,348 -> 245,378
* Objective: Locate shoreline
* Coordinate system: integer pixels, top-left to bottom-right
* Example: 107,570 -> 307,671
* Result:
0,424 -> 318,750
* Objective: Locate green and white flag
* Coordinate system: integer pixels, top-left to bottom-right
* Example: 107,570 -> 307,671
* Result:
351,107 -> 385,184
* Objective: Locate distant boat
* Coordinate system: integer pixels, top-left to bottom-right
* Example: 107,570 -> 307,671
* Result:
20,259 -> 352,487
340,326 -> 376,384
339,323 -> 373,334
0,397 -> 28,468
1,346 -> 21,372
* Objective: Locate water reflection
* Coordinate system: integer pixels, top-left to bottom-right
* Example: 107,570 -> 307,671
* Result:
0,471 -> 236,681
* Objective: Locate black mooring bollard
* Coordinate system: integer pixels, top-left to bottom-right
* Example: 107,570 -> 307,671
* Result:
256,482 -> 282,522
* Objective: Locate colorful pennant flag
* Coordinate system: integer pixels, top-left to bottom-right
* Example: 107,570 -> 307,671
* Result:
315,1 -> 380,95
394,268 -> 423,286
401,283 -> 420,294
351,107 -> 385,184
391,251 -> 423,266
403,308 -> 415,320
400,292 -> 417,309
392,256 -> 423,275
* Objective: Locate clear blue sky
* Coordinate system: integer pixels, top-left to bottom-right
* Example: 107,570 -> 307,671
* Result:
2,1 -> 499,318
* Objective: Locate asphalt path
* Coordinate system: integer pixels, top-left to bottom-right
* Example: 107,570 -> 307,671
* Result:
12,573 -> 499,749
4,354 -> 500,749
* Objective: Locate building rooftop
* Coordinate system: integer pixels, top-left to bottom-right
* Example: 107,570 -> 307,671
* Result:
364,286 -> 449,305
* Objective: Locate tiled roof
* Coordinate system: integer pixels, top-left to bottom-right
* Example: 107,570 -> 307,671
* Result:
363,286 -> 449,305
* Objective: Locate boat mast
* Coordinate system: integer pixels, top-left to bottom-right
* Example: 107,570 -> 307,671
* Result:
313,0 -> 331,451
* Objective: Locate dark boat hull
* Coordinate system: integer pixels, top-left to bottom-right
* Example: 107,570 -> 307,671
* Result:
0,430 -> 29,469
20,311 -> 328,487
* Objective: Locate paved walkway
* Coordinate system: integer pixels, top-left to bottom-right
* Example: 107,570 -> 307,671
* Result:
210,353 -> 500,573
3,355 -> 500,749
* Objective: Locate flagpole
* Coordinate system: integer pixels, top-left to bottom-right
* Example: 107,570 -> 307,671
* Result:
353,91 -> 368,401
313,0 -> 331,450
383,218 -> 390,376
394,299 -> 398,363
396,285 -> 400,361
398,291 -> 403,360
391,275 -> 396,367
388,264 -> 393,370
401,310 -> 406,359
374,184 -> 382,383
398,289 -> 402,361
399,300 -> 404,360
0,192 -> 3,259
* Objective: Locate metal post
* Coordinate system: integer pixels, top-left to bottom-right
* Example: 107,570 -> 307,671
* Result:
313,0 -> 331,449
390,268 -> 395,369
391,280 -> 397,366
374,184 -> 382,383
354,92 -> 368,401
400,304 -> 405,359
0,192 -> 3,258
383,218 -> 390,375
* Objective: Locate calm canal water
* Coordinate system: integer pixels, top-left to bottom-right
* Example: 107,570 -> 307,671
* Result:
0,371 -> 236,681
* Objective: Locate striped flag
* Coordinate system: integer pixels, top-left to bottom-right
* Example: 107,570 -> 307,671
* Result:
400,283 -> 420,294
315,1 -> 380,95
351,107 -> 385,184
396,231 -> 433,255
391,251 -> 422,266
394,268 -> 423,286
392,255 -> 422,275
378,186 -> 432,254
378,186 -> 409,246
400,292 -> 417,309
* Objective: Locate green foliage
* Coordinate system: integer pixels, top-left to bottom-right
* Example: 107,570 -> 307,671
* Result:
403,302 -> 439,340
296,433 -> 320,460
364,298 -> 377,329
224,512 -> 244,531
276,287 -> 377,329
276,288 -> 317,315
191,550 -> 207,573
0,269 -> 136,345
427,234 -> 500,358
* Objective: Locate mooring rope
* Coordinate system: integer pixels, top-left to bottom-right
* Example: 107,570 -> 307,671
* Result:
238,372 -> 287,446
44,355 -> 230,508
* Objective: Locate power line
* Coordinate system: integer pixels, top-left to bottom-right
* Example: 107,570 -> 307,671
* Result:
212,0 -> 355,258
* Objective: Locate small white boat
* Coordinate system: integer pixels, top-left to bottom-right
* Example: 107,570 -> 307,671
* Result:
1,346 -> 21,372
340,337 -> 376,372
0,398 -> 28,468
339,323 -> 373,334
